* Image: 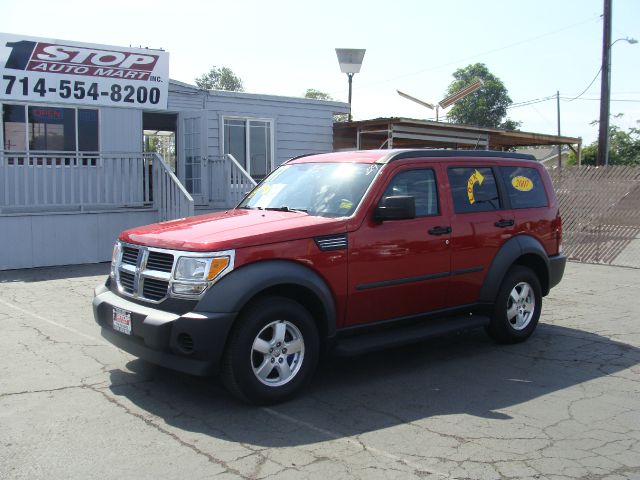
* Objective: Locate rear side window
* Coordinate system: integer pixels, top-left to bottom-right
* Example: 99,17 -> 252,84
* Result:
448,167 -> 500,213
381,169 -> 439,216
499,167 -> 548,209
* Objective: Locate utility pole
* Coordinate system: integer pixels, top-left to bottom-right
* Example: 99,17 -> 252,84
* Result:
347,73 -> 353,122
557,91 -> 562,168
597,0 -> 612,166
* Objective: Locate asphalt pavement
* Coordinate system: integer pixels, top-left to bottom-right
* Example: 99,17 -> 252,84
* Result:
1,261 -> 639,480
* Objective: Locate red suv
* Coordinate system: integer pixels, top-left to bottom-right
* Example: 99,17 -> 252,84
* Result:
93,149 -> 566,404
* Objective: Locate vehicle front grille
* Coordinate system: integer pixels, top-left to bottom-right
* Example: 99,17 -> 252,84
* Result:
146,251 -> 174,272
116,244 -> 175,303
143,278 -> 170,301
121,246 -> 139,265
119,271 -> 135,294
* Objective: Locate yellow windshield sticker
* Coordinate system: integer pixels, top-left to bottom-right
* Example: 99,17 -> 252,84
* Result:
512,176 -> 533,192
339,199 -> 353,210
466,169 -> 484,204
246,183 -> 271,200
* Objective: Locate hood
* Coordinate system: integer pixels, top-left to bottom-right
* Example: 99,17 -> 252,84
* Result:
120,208 -> 347,252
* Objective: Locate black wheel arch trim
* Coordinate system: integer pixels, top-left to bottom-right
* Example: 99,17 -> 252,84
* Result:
478,235 -> 551,303
195,260 -> 338,338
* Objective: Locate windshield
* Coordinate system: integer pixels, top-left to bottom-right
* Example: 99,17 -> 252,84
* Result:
238,162 -> 380,218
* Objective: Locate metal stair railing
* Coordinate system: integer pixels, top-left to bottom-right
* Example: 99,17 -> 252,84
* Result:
147,152 -> 194,221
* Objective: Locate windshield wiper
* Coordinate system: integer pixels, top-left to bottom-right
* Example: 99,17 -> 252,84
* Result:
264,206 -> 308,213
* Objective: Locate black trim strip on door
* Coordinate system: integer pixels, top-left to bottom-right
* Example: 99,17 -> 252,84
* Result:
356,266 -> 483,291
451,266 -> 484,276
356,271 -> 450,291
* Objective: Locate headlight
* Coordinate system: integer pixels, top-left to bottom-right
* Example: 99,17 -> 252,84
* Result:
175,257 -> 209,280
171,251 -> 234,297
110,241 -> 121,278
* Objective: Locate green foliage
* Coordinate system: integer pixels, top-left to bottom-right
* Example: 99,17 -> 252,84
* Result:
304,88 -> 333,100
445,63 -> 519,129
303,88 -> 348,123
195,66 -> 244,92
500,118 -> 522,131
569,123 -> 640,166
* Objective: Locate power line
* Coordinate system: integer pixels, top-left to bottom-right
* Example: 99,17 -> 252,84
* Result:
333,14 -> 601,95
561,97 -> 640,102
564,66 -> 603,102
508,96 -> 556,109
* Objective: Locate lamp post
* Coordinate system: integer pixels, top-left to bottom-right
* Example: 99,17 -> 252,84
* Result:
597,0 -> 637,165
335,48 -> 366,122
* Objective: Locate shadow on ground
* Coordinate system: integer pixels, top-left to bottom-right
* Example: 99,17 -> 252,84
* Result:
0,262 -> 110,283
108,323 -> 640,447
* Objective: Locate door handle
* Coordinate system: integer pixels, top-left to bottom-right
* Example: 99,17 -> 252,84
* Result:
428,226 -> 452,236
495,219 -> 514,228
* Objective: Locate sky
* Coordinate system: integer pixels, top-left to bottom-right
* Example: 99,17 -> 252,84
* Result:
2,0 -> 639,144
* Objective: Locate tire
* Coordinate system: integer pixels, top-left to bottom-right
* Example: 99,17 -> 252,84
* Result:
221,296 -> 319,405
486,266 -> 542,344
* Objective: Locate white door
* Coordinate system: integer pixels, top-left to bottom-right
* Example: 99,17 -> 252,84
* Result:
179,112 -> 208,205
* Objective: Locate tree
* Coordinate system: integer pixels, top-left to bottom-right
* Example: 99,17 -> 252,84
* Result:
569,118 -> 640,166
444,63 -> 520,130
304,88 -> 333,100
303,88 -> 348,122
195,66 -> 244,91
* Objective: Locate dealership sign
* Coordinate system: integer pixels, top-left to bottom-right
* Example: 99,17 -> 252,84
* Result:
0,33 -> 169,110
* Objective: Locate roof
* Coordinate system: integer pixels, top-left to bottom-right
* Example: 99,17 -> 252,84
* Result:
334,117 -> 582,150
288,149 -> 537,165
168,79 -> 349,112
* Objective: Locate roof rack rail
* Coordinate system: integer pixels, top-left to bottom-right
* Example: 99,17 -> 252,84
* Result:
378,149 -> 536,164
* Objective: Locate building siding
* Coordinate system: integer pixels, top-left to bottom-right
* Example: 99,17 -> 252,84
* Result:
168,81 -> 348,168
101,107 -> 142,152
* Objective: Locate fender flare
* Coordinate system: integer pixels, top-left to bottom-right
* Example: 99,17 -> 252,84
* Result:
478,235 -> 550,303
194,260 -> 337,338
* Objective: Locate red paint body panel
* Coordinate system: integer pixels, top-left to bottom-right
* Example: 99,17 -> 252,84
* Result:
121,209 -> 347,252
347,163 -> 451,324
117,150 -> 562,330
234,239 -> 350,328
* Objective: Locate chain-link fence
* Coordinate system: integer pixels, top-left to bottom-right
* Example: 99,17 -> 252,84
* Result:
547,166 -> 640,269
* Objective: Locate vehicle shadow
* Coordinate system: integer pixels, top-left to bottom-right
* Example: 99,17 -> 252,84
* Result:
108,323 -> 640,448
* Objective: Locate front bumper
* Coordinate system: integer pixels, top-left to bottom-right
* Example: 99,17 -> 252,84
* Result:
92,283 -> 236,376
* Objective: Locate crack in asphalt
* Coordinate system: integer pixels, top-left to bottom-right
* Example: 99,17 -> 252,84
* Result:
88,385 -> 252,479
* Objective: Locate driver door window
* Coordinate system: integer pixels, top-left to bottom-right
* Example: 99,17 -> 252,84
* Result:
381,169 -> 439,216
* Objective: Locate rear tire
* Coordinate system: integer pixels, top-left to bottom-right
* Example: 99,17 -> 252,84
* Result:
221,296 -> 319,405
486,266 -> 542,344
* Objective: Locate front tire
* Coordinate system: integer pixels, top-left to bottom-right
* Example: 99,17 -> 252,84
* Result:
221,296 -> 319,405
486,266 -> 542,344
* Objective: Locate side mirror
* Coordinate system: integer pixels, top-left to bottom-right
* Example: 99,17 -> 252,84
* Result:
374,195 -> 416,221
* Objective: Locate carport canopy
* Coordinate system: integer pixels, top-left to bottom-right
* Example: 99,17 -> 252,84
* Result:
334,117 -> 582,162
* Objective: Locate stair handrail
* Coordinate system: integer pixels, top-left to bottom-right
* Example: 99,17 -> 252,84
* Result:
225,154 -> 258,187
146,152 -> 195,220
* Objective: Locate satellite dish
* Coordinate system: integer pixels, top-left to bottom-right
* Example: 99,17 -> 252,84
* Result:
397,79 -> 484,121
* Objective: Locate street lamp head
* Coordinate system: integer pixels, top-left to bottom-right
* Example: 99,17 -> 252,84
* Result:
612,37 -> 638,47
335,48 -> 366,74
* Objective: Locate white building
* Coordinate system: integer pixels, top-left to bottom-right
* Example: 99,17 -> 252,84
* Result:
0,34 -> 348,270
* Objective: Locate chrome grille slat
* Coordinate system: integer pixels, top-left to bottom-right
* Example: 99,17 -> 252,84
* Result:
121,246 -> 139,265
142,278 -> 170,301
119,271 -> 135,294
146,251 -> 174,272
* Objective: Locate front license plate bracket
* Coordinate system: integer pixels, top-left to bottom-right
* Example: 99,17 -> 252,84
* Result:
112,307 -> 132,335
